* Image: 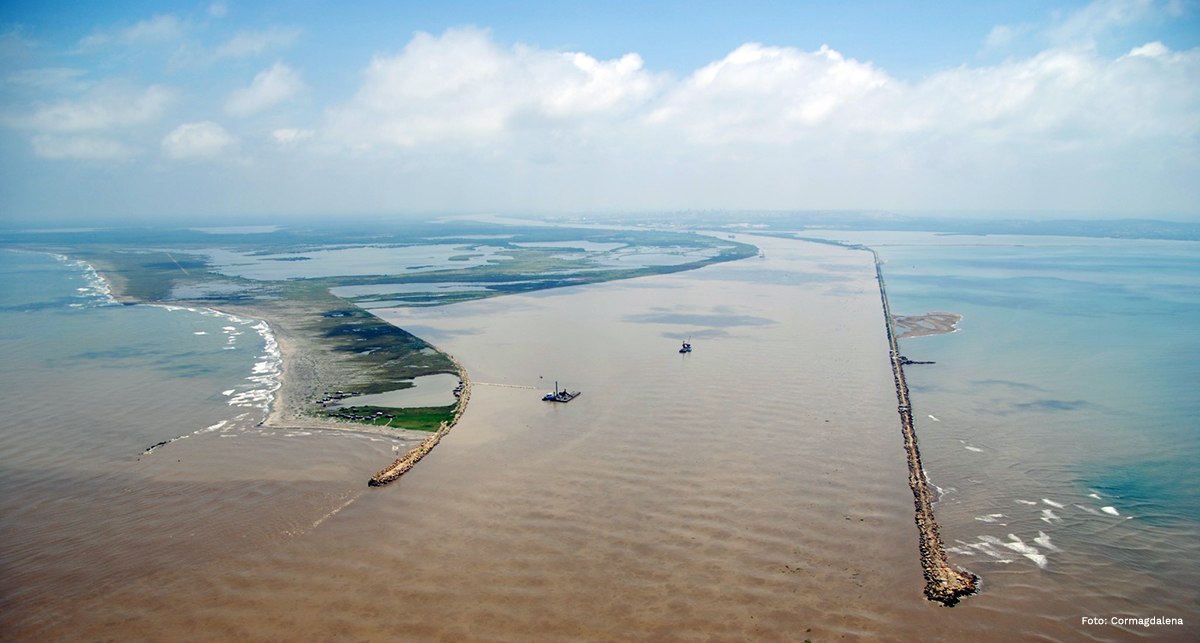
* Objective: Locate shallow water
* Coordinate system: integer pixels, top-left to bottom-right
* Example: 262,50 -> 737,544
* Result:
332,372 -> 461,408
2,235 -> 1197,641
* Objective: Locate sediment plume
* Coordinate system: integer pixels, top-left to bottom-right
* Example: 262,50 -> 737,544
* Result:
368,356 -> 471,487
872,251 -> 979,607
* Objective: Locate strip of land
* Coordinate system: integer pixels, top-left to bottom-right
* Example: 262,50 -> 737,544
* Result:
41,226 -> 756,483
871,250 -> 979,607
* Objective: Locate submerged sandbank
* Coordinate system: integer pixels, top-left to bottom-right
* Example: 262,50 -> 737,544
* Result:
892,312 -> 962,338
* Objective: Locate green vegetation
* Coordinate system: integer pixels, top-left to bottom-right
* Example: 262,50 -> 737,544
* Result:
304,296 -> 456,394
321,404 -> 456,432
79,249 -> 225,301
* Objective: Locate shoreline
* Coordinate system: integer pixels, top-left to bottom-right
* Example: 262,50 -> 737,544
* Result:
197,299 -> 462,452
77,255 -> 450,448
870,248 -> 979,606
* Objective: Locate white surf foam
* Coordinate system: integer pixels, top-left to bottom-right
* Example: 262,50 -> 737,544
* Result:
1101,506 -> 1120,516
1033,531 -> 1059,551
1042,498 -> 1065,508
1040,509 -> 1061,523
54,254 -> 119,307
975,513 -> 1005,523
1001,534 -> 1048,569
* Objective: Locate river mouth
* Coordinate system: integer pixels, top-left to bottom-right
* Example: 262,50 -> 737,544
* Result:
6,234 -> 1194,641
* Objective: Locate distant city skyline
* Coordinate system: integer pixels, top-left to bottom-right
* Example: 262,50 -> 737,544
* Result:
1,0 -> 1198,222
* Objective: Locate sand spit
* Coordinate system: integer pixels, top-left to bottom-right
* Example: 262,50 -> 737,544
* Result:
873,251 -> 979,606
892,312 -> 962,338
369,356 -> 471,486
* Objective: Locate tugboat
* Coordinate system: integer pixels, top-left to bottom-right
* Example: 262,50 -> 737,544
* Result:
542,381 -> 580,403
679,338 -> 692,354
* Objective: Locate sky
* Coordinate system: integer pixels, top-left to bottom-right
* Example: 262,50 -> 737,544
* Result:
1,0 -> 1198,223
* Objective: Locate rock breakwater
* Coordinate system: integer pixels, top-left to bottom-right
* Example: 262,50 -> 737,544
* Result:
368,356 -> 471,487
872,251 -> 979,606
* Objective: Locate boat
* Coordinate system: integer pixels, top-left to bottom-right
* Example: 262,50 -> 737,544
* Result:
679,338 -> 692,354
542,381 -> 580,403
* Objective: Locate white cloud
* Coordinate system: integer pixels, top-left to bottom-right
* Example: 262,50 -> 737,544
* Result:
225,62 -> 305,116
988,0 -> 1181,50
311,28 -> 1199,212
4,68 -> 91,93
209,2 -> 228,18
12,83 -> 174,132
1049,0 -> 1158,45
0,27 -> 36,63
31,135 -> 136,160
324,27 -> 663,150
161,121 -> 237,159
647,43 -> 892,145
78,14 -> 184,49
273,128 -> 314,144
213,27 -> 301,59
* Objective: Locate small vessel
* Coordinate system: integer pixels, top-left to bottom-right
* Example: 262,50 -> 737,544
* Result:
679,338 -> 692,354
542,381 -> 580,403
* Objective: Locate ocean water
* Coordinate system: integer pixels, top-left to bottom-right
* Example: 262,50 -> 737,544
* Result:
3,233 -> 1198,641
804,231 -> 1200,629
0,250 -> 398,634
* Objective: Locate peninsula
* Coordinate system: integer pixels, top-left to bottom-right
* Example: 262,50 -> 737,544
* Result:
6,222 -> 757,482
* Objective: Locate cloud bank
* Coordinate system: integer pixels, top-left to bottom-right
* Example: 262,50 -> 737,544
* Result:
1,1 -> 1197,217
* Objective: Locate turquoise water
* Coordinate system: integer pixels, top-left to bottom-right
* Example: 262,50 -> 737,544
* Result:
800,230 -> 1200,601
881,236 -> 1199,523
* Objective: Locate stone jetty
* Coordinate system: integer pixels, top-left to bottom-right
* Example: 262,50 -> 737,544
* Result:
871,250 -> 979,607
368,356 -> 471,487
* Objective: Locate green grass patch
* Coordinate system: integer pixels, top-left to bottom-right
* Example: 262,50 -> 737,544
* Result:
323,404 -> 456,432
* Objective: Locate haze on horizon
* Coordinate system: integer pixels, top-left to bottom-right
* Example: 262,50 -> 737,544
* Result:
1,0 -> 1198,224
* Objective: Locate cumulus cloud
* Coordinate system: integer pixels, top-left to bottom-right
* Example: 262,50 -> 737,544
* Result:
213,27 -> 301,59
647,43 -> 892,145
161,121 -> 236,159
78,14 -> 184,49
311,27 -> 1199,211
208,2 -> 228,19
11,83 -> 174,132
225,62 -> 305,116
324,27 -> 663,150
31,135 -> 136,160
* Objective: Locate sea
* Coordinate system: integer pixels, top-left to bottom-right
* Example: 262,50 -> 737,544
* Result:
1,232 -> 1197,641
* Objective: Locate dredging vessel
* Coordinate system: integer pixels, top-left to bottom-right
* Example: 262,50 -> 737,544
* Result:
542,381 -> 580,403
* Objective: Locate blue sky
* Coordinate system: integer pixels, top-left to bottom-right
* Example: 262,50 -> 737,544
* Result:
1,0 -> 1198,222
